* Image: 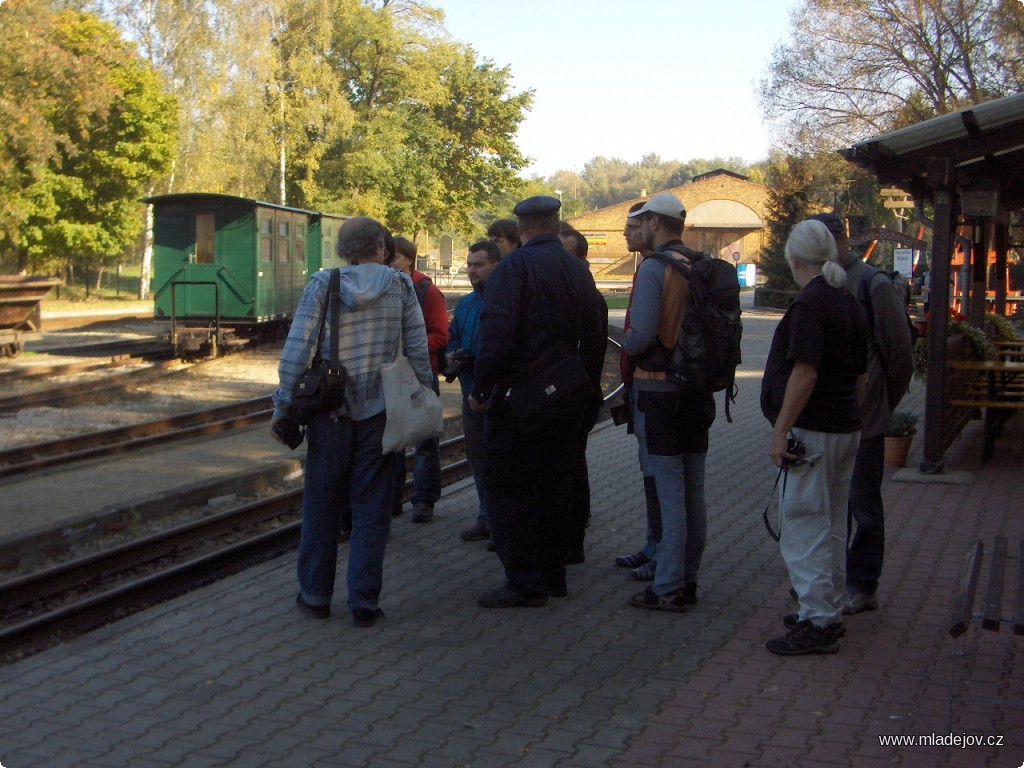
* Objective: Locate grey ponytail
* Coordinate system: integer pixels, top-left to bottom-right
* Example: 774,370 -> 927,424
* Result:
785,220 -> 845,289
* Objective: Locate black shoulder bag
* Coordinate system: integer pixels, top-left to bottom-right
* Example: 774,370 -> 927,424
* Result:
503,264 -> 591,433
291,269 -> 348,425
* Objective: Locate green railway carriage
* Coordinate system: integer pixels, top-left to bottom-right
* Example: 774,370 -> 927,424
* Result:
144,193 -> 347,355
308,210 -> 349,273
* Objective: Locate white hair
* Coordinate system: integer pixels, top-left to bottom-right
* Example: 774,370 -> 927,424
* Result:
785,219 -> 846,288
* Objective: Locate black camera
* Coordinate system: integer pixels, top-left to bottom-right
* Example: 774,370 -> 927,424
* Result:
783,437 -> 806,467
273,417 -> 305,450
442,350 -> 474,383
610,402 -> 629,426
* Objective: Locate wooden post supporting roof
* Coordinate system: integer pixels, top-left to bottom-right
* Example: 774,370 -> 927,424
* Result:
838,92 -> 1024,474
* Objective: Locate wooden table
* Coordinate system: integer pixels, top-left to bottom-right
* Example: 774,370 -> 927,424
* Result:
993,338 -> 1024,362
948,359 -> 1024,462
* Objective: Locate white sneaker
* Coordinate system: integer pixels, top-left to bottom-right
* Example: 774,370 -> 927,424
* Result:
841,590 -> 878,615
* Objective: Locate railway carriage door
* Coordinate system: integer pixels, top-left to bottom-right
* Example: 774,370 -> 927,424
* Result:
258,215 -> 274,318
293,216 -> 307,306
275,216 -> 291,319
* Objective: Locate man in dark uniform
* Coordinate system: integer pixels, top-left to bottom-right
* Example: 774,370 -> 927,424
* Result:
469,195 -> 608,608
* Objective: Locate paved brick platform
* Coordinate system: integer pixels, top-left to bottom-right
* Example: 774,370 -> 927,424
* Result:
0,307 -> 1021,767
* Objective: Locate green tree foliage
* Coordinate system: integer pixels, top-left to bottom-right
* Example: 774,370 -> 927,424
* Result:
760,0 -> 1024,153
760,153 -> 818,291
0,2 -> 176,274
316,3 -> 530,236
0,0 -> 109,270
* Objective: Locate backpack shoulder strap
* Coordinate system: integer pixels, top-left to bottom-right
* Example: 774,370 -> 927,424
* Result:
413,274 -> 435,310
858,265 -> 883,306
647,248 -> 693,275
328,268 -> 342,373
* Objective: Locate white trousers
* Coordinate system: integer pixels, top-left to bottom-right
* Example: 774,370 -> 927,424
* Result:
779,427 -> 860,627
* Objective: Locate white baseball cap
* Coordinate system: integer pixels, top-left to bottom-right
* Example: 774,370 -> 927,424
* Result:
626,192 -> 686,220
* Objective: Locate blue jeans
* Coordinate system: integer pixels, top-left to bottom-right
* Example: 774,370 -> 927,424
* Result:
462,398 -> 491,529
631,387 -> 708,594
846,433 -> 885,594
298,409 -> 392,613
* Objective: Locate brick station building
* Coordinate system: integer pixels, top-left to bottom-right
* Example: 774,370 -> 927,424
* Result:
567,169 -> 768,278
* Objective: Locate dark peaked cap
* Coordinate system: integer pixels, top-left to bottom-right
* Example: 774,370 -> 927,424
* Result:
513,195 -> 561,216
807,213 -> 846,237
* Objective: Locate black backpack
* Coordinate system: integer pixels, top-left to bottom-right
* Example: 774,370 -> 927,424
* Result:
647,245 -> 743,422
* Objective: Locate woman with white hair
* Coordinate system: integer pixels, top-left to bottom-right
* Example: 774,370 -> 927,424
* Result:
760,219 -> 868,655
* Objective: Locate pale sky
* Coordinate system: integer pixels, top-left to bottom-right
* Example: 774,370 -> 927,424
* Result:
433,0 -> 801,179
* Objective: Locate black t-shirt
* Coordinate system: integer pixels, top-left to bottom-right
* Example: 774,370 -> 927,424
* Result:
761,275 -> 868,433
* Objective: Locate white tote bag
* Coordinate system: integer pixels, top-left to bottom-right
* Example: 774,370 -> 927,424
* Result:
380,325 -> 444,454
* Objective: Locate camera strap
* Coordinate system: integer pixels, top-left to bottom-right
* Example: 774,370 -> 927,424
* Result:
762,465 -> 787,542
327,269 -> 342,375
762,448 -> 815,542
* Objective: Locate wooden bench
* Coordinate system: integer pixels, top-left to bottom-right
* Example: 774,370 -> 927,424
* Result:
948,537 -> 1024,722
950,537 -> 1024,639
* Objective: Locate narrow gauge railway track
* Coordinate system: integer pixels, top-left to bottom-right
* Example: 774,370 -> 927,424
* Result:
0,436 -> 471,661
0,337 -> 173,386
0,397 -> 274,480
0,355 -> 153,385
0,356 -> 204,414
33,337 -> 168,359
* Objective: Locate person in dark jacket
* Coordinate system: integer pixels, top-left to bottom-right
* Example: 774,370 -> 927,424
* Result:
448,239 -> 502,544
470,195 -> 608,607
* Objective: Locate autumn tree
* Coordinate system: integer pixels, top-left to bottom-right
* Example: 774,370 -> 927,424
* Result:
760,0 -> 1024,152
0,0 -> 110,272
0,2 -> 176,277
759,153 -> 819,292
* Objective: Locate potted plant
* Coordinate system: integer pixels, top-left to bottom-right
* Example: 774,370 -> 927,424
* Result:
912,308 -> 997,380
884,411 -> 919,467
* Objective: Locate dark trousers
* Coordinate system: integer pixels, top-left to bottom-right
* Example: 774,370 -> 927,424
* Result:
484,401 -> 584,597
846,433 -> 885,594
565,405 -> 599,561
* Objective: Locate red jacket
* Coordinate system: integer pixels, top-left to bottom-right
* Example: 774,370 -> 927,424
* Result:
411,270 -> 448,374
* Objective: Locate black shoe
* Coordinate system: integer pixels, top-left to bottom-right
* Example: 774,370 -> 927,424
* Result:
411,503 -> 434,523
547,576 -> 568,598
296,594 -> 330,619
460,522 -> 490,542
477,584 -> 548,608
783,613 -> 846,639
628,585 -> 694,613
766,620 -> 839,655
391,503 -> 403,518
615,551 -> 650,569
352,607 -> 384,627
564,547 -> 585,565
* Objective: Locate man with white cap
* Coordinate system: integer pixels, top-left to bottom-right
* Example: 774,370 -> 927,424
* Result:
621,192 -> 716,613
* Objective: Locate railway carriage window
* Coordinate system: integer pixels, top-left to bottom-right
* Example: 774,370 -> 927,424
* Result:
295,222 -> 305,264
259,219 -> 272,263
195,213 -> 215,263
278,220 -> 289,263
